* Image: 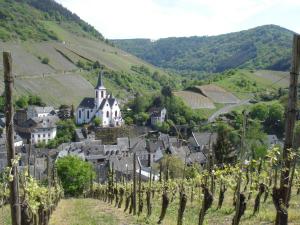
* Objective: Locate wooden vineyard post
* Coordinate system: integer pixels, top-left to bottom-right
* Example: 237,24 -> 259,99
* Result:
3,52 -> 21,225
27,141 -> 31,176
47,154 -> 51,190
132,153 -> 137,215
232,110 -> 247,225
138,163 -> 142,216
274,34 -> 300,225
33,152 -> 36,179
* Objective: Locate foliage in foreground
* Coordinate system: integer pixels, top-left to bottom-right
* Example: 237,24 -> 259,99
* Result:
0,159 -> 63,225
87,146 -> 300,225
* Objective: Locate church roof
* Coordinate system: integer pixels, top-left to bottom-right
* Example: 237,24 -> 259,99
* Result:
108,98 -> 116,107
78,97 -> 95,109
95,71 -> 105,89
99,99 -> 107,110
98,98 -> 117,110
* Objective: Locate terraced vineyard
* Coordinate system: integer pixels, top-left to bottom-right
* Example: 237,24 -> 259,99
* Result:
0,21 -> 179,106
174,91 -> 215,109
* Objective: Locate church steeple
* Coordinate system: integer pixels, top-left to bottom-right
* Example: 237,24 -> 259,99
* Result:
95,70 -> 106,108
96,70 -> 105,89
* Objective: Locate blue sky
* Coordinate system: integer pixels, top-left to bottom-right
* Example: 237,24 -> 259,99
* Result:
56,0 -> 300,39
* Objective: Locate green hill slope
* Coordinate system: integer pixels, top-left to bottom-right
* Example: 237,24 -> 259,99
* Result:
0,0 -> 181,106
112,25 -> 294,75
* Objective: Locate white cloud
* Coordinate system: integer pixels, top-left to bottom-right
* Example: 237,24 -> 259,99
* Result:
56,0 -> 300,39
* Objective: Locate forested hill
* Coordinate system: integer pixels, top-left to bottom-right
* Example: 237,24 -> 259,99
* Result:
0,0 -> 104,41
112,25 -> 294,74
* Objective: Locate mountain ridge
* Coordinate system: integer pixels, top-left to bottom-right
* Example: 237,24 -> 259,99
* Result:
112,24 -> 294,74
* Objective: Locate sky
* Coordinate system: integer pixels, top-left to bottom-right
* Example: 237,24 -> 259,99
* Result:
56,0 -> 300,39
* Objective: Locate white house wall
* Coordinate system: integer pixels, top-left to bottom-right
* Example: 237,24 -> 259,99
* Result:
31,128 -> 57,144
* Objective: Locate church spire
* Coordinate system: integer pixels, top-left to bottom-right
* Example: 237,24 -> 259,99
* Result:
96,70 -> 104,89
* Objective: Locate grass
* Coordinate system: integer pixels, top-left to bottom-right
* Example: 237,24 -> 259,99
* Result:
0,205 -> 11,225
195,103 -> 224,119
49,198 -> 135,225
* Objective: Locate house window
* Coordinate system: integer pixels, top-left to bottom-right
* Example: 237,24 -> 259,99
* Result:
87,110 -> 90,119
106,111 -> 109,118
43,134 -> 45,138
79,110 -> 81,119
101,91 -> 104,98
115,111 -> 117,117
48,133 -> 50,138
38,134 -> 40,138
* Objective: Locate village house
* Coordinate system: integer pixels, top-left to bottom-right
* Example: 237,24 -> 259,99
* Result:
27,106 -> 56,118
148,107 -> 167,126
76,71 -> 123,127
188,132 -> 217,152
17,116 -> 59,145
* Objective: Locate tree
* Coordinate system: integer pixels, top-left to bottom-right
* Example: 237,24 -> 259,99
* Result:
41,57 -> 49,64
77,60 -> 85,68
213,123 -> 237,164
249,103 -> 269,121
15,95 -> 29,108
124,116 -> 133,125
56,119 -> 76,141
134,112 -> 149,125
156,121 -> 171,133
93,60 -> 102,69
56,155 -> 95,196
93,117 -> 102,127
161,86 -> 173,98
58,104 -> 72,120
28,95 -> 45,106
246,120 -> 268,159
132,93 -> 151,113
47,119 -> 76,148
264,102 -> 284,135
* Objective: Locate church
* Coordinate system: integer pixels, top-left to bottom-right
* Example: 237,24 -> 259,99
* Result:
76,71 -> 123,127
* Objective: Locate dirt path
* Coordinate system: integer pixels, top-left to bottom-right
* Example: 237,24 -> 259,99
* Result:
49,198 -> 136,225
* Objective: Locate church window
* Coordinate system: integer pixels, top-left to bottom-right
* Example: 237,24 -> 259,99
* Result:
87,110 -> 90,119
79,110 -> 81,119
101,91 -> 104,98
115,111 -> 117,117
96,91 -> 98,98
106,111 -> 109,118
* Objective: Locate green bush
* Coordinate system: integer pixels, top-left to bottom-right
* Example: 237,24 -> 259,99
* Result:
41,57 -> 49,64
93,117 -> 102,127
56,155 -> 95,196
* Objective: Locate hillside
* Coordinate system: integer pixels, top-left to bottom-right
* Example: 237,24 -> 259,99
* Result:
112,25 -> 294,75
0,0 -> 103,41
173,69 -> 289,119
0,0 -> 181,106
